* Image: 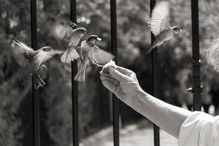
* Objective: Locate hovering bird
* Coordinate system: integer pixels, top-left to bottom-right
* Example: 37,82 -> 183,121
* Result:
60,27 -> 87,63
11,40 -> 63,89
44,14 -> 87,63
145,1 -> 182,54
74,35 -> 114,82
45,14 -> 78,41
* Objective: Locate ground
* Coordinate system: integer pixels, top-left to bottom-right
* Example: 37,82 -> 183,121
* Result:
81,120 -> 178,146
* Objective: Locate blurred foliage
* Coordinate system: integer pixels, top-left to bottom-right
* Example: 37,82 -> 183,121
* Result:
1,0 -> 219,146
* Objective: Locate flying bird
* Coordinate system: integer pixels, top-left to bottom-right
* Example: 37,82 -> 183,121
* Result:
74,35 -> 114,82
44,15 -> 87,63
11,40 -> 63,89
45,14 -> 77,41
60,27 -> 87,63
145,1 -> 182,54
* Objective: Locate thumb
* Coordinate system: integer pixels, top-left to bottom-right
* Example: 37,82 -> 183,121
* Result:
108,67 -> 129,82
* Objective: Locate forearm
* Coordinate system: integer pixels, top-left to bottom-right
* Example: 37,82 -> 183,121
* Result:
123,89 -> 192,138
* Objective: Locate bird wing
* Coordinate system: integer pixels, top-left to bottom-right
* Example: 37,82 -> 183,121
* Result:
88,45 -> 114,65
76,41 -> 90,62
11,40 -> 36,67
34,49 -> 62,68
145,12 -> 151,28
67,30 -> 84,47
151,1 -> 171,36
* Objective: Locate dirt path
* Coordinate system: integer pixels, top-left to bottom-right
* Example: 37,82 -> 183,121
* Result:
81,123 -> 178,146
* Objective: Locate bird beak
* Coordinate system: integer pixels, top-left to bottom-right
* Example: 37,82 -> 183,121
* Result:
97,37 -> 102,41
70,22 -> 77,29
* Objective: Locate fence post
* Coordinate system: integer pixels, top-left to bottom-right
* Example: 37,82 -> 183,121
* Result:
30,0 -> 40,146
70,0 -> 79,146
110,0 -> 120,146
191,0 -> 201,111
150,0 -> 160,146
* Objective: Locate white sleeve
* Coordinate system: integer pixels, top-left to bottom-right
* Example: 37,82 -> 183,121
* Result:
178,111 -> 219,146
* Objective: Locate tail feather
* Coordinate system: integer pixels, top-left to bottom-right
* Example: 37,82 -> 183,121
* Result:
74,63 -> 87,82
146,46 -> 155,54
61,48 -> 79,63
146,39 -> 161,54
32,72 -> 46,89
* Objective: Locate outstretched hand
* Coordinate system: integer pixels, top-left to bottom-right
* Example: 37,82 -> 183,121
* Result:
100,62 -> 142,103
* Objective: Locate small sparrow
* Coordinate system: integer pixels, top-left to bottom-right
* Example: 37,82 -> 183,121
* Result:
74,35 -> 114,82
11,40 -> 63,89
145,1 -> 182,54
60,27 -> 87,63
45,15 -> 87,63
45,15 -> 75,40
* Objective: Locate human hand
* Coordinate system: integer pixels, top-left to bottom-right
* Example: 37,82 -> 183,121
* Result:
100,61 -> 143,103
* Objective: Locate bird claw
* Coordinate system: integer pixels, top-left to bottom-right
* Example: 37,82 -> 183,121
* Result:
40,65 -> 47,70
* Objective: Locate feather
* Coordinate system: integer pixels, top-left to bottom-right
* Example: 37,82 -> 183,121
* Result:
89,46 -> 114,65
11,40 -> 36,66
61,47 -> 80,63
151,1 -> 170,36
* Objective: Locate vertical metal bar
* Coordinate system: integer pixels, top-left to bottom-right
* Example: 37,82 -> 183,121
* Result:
150,0 -> 160,146
191,0 -> 201,111
70,0 -> 79,146
31,0 -> 40,146
110,0 -> 120,146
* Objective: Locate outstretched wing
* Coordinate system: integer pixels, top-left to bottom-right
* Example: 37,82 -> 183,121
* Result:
66,28 -> 85,47
151,1 -> 170,36
89,46 -> 114,65
11,40 -> 36,66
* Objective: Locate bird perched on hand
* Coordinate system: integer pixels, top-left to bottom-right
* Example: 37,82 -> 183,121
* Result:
60,27 -> 87,63
11,40 -> 63,89
74,35 -> 114,82
145,1 -> 182,54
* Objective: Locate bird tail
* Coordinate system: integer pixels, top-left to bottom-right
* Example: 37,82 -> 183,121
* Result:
146,39 -> 161,54
74,62 -> 87,82
32,71 -> 46,89
61,48 -> 79,63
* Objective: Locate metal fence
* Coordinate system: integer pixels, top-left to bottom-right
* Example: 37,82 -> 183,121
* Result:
30,0 -> 201,146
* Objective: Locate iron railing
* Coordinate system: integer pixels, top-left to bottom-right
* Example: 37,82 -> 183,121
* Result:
29,0 -> 201,146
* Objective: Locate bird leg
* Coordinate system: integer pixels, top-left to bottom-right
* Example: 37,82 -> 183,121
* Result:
89,58 -> 104,68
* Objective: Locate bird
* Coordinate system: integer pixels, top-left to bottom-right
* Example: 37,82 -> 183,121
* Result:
74,35 -> 114,82
145,1 -> 182,54
11,40 -> 63,89
60,27 -> 87,63
44,15 -> 87,63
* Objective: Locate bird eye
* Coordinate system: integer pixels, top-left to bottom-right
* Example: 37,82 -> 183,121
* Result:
60,21 -> 65,25
42,47 -> 52,51
173,27 -> 180,32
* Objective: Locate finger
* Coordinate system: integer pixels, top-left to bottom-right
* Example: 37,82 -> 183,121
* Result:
115,66 -> 133,76
100,72 -> 112,78
108,67 -> 129,81
100,73 -> 118,83
100,75 -> 119,93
